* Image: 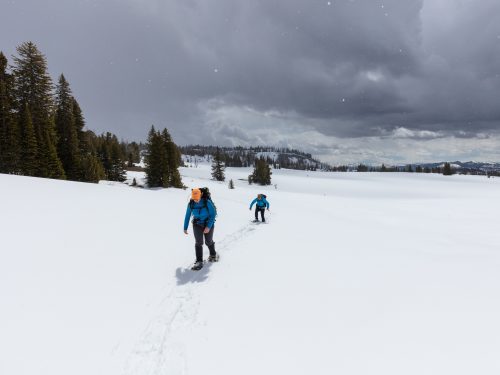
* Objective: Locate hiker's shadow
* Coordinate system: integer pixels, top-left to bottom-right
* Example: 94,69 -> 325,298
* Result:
175,262 -> 213,285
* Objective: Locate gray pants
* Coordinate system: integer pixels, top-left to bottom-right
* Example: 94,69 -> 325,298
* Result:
193,223 -> 216,262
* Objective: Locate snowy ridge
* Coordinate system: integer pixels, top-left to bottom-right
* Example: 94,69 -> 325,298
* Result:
410,161 -> 500,172
180,145 -> 332,170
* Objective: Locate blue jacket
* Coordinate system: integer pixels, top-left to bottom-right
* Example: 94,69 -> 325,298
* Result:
184,199 -> 216,230
250,197 -> 269,210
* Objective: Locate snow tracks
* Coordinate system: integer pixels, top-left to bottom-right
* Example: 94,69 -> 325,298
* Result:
123,223 -> 258,375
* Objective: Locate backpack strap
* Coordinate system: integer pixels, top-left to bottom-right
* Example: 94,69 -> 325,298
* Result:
190,198 -> 210,210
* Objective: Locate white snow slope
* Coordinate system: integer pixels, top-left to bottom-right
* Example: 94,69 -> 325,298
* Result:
1,166 -> 500,375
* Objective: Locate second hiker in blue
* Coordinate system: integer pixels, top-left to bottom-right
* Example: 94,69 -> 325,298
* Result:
249,194 -> 270,222
184,188 -> 218,270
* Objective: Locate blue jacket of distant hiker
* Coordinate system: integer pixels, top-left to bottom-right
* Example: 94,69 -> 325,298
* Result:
249,197 -> 269,210
184,199 -> 216,230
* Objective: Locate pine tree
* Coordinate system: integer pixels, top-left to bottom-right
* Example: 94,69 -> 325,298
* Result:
97,132 -> 126,181
55,74 -> 80,180
443,162 -> 453,176
95,132 -> 124,181
80,153 -> 105,182
211,147 -> 226,181
0,52 -> 8,172
109,135 -> 126,181
0,52 -> 20,173
72,98 -> 87,154
145,126 -> 183,188
1,116 -> 19,174
19,104 -> 38,175
128,141 -> 141,163
35,120 -> 65,179
162,128 -> 183,188
249,158 -> 272,185
42,124 -> 66,179
78,125 -> 107,184
144,126 -> 162,187
357,163 -> 368,172
159,128 -> 172,187
12,41 -> 62,177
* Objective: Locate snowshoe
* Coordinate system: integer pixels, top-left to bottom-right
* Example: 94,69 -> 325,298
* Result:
208,253 -> 219,262
191,261 -> 204,271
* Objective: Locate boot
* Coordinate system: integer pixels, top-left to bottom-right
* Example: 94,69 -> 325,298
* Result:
208,244 -> 219,262
208,254 -> 219,262
191,260 -> 203,271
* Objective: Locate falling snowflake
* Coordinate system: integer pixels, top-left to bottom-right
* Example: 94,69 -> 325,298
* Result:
327,1 -> 331,5
214,68 -> 219,73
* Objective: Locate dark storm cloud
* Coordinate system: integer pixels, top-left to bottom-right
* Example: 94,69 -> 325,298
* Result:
154,0 -> 424,127
1,0 -> 500,143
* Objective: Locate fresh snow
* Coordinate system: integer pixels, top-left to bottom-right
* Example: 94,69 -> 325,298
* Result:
1,167 -> 500,375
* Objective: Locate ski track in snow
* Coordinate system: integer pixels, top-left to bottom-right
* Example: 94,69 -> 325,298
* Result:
123,223 -> 258,375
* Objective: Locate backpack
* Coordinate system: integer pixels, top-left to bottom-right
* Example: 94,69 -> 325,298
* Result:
190,187 -> 218,217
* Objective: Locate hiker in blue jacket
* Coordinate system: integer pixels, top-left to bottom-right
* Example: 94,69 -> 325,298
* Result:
184,188 -> 218,270
249,194 -> 270,222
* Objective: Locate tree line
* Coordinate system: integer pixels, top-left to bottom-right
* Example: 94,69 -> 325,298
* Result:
326,163 -> 458,175
0,42 -> 130,182
0,41 -> 183,187
348,163 -> 456,175
181,145 -> 331,171
207,146 -> 272,186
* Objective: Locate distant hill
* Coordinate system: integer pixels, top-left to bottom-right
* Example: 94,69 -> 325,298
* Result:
179,145 -> 333,171
178,145 -> 500,175
405,161 -> 500,175
345,161 -> 500,175
422,161 -> 500,172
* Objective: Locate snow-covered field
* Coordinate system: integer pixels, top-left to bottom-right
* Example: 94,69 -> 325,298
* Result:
1,166 -> 500,375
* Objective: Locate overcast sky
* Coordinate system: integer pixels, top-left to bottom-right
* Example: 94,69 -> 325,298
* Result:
2,0 -> 500,164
